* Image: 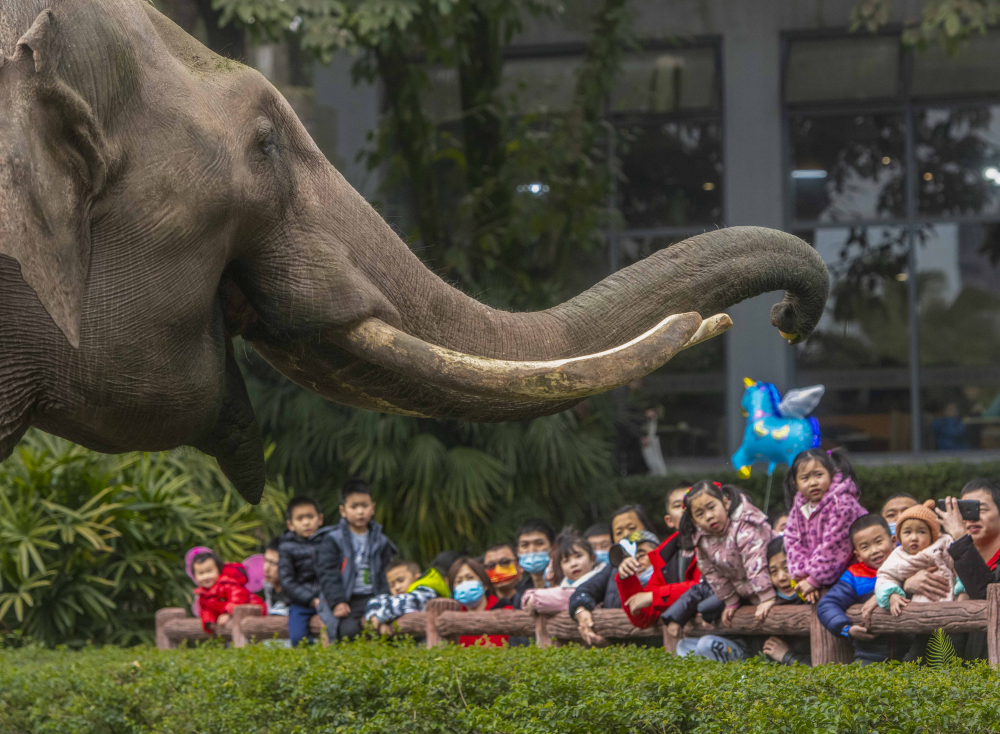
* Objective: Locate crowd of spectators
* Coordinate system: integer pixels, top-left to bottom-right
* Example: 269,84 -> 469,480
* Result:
189,448 -> 1000,664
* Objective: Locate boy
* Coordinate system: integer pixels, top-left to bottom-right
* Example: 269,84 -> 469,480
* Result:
760,536 -> 810,666
365,557 -> 452,634
278,496 -> 334,646
615,529 -> 664,628
816,513 -> 911,664
262,537 -> 291,616
192,551 -> 265,634
317,479 -> 397,641
583,524 -> 613,565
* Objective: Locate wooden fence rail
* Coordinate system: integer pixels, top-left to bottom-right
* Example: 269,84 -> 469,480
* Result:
154,585 -> 1000,665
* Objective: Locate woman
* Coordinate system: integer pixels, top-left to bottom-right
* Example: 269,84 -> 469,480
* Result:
448,557 -> 510,647
935,478 -> 1000,660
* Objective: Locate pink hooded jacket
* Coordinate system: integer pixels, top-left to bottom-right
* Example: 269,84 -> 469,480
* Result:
875,535 -> 960,605
694,497 -> 775,605
784,473 -> 868,588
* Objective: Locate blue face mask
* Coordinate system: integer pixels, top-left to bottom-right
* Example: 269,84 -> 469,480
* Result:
888,522 -> 897,538
594,550 -> 610,566
637,565 -> 655,586
453,579 -> 485,607
519,552 -> 550,574
776,588 -> 798,601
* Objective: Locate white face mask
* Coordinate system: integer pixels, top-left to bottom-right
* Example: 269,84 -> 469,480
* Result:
637,566 -> 654,586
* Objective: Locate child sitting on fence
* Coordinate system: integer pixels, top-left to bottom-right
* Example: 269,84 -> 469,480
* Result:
364,556 -> 453,634
816,513 -> 911,664
448,556 -> 510,647
522,529 -> 605,614
874,500 -> 968,615
758,536 -> 811,666
670,481 -> 774,662
783,448 -> 868,603
191,551 -> 265,634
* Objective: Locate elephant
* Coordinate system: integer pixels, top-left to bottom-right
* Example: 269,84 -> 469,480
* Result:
0,0 -> 829,505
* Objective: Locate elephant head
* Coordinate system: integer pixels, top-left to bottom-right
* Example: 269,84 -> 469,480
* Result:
0,0 -> 829,503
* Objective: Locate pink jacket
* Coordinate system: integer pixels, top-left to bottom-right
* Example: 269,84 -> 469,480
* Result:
521,564 -> 606,613
694,497 -> 775,605
784,473 -> 868,588
875,536 -> 959,605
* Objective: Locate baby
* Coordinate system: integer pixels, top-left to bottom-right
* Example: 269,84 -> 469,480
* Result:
874,500 -> 968,616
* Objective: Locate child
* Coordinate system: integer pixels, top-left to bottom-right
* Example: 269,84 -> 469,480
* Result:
262,537 -> 291,616
614,529 -> 667,628
881,493 -> 917,538
191,551 -> 265,634
875,500 -> 967,614
817,514 -> 910,664
759,537 -> 811,666
771,513 -> 789,535
782,448 -> 867,603
680,481 -> 775,625
364,559 -> 444,634
278,495 -> 334,646
522,530 -> 605,613
317,479 -> 398,642
448,556 -> 510,647
583,524 -> 613,566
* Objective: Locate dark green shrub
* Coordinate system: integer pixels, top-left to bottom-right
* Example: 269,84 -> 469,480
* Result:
2,641 -> 999,734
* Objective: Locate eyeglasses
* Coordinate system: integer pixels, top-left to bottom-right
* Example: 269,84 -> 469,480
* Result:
484,559 -> 516,570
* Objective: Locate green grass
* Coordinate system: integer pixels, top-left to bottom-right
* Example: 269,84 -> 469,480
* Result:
2,640 -> 998,733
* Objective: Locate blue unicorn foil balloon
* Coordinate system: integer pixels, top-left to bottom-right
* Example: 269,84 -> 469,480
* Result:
731,378 -> 825,479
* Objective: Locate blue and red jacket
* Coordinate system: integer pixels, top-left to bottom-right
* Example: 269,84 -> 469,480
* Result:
816,561 -> 877,638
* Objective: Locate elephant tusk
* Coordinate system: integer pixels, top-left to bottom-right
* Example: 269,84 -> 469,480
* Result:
331,312 -> 719,402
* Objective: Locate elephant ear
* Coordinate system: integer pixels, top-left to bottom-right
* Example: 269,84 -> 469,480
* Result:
0,9 -> 106,348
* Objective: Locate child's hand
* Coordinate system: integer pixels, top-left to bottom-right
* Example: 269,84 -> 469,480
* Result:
523,595 -> 535,612
889,593 -> 908,617
333,602 -> 351,618
847,625 -> 877,641
761,636 -> 790,662
860,596 -> 879,627
957,592 -> 970,601
754,598 -> 777,622
312,597 -> 320,609
617,557 -> 640,579
378,623 -> 394,636
795,579 -> 820,603
624,592 -> 653,613
216,613 -> 231,626
665,621 -> 683,639
721,604 -> 739,626
575,608 -> 599,646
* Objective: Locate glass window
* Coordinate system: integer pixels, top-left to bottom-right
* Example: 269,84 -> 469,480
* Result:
499,57 -> 582,115
795,226 -> 913,452
911,32 -> 1000,98
916,106 -> 1000,217
616,120 -> 722,228
790,113 -> 906,222
611,48 -> 718,113
786,37 -> 899,104
916,223 -> 1000,450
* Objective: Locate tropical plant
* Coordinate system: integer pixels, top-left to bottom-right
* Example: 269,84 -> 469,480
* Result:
926,627 -> 958,668
0,430 -> 289,647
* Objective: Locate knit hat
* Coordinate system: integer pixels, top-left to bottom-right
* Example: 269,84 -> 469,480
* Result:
895,499 -> 940,544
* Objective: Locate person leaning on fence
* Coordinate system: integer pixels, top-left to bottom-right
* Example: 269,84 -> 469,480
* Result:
521,529 -> 605,614
316,479 -> 397,643
262,537 -> 291,617
511,518 -> 556,608
782,448 -> 867,604
816,513 -> 912,664
758,536 -> 812,666
449,556 -> 511,647
671,481 -> 775,662
583,523 -> 613,566
364,559 -> 443,635
278,496 -> 334,646
937,478 -> 1000,660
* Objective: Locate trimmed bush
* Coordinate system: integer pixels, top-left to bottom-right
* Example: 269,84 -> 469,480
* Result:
2,640 -> 1000,733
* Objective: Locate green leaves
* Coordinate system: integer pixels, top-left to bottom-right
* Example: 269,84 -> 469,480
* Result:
0,431 -> 286,647
926,627 -> 957,668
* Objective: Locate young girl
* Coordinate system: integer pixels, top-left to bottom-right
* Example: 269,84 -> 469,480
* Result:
448,557 -> 510,647
782,448 -> 867,603
191,551 -> 265,634
522,529 -> 605,613
679,480 -> 776,625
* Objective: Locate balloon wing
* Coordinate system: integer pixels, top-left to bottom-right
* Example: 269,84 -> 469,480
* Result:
776,384 -> 825,418
242,554 -> 266,593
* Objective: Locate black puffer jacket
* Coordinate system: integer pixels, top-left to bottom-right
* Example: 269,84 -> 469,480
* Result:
277,526 -> 335,607
568,565 -> 622,619
949,533 -> 1000,660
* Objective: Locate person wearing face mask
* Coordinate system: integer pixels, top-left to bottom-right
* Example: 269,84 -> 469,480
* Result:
511,519 -> 556,609
881,493 -> 917,541
522,530 -> 606,613
447,557 -> 510,647
583,524 -> 613,567
614,530 -> 668,629
483,543 -> 521,606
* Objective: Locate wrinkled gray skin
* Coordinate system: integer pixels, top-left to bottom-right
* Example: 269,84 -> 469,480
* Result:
0,0 -> 829,503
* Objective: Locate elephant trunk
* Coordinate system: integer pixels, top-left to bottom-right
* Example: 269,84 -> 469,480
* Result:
238,169 -> 828,422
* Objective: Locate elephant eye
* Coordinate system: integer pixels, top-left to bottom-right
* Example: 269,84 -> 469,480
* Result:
261,133 -> 276,155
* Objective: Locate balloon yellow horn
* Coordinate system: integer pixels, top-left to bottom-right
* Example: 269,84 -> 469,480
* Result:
743,377 -> 757,388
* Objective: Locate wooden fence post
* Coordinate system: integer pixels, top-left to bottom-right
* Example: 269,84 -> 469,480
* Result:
534,612 -> 552,648
810,603 -> 853,665
662,625 -> 679,654
425,598 -> 463,648
987,584 -> 1000,666
155,608 -> 188,650
230,604 -> 262,648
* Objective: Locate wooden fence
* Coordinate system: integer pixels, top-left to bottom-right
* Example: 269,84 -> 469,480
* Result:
155,584 -> 1000,665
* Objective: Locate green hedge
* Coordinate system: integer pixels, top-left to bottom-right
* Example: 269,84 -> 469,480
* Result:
611,461 -> 1000,520
3,641 -> 1000,733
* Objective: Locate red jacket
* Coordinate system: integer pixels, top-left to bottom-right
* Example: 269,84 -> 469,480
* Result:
459,594 -> 509,647
194,563 -> 266,633
616,532 -> 700,628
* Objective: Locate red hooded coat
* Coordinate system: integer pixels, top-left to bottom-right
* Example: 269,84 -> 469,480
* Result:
194,563 -> 266,633
616,532 -> 700,628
